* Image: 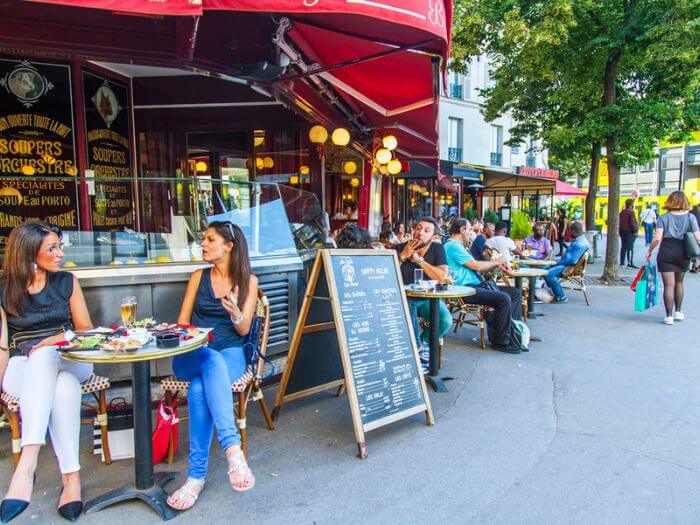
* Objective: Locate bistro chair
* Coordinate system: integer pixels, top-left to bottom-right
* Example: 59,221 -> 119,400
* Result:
448,298 -> 490,350
160,289 -> 275,461
559,252 -> 591,305
0,374 -> 112,469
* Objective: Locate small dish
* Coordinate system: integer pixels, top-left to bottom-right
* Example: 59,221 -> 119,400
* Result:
156,332 -> 180,349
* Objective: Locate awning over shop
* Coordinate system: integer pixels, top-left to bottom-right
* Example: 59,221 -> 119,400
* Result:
555,180 -> 587,197
482,168 -> 556,192
452,165 -> 482,180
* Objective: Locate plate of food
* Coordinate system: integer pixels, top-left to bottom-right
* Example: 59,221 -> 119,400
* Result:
59,335 -> 108,351
100,336 -> 150,353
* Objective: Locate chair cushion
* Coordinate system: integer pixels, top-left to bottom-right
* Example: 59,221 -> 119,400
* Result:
161,368 -> 256,395
1,374 -> 109,414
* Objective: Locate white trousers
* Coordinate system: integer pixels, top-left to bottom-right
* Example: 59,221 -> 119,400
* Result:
2,347 -> 93,474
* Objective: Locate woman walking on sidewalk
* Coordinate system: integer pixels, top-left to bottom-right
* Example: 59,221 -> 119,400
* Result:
646,191 -> 700,325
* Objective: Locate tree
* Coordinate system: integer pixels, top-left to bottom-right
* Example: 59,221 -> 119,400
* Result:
452,0 -> 700,283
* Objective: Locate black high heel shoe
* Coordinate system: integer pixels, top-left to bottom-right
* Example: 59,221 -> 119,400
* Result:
57,489 -> 83,522
0,474 -> 36,523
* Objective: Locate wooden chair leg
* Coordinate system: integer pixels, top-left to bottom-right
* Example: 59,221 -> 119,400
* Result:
438,338 -> 443,369
165,390 -> 176,464
254,386 -> 275,431
237,391 -> 247,455
480,310 -> 486,350
583,286 -> 591,306
8,410 -> 21,470
98,390 -> 112,465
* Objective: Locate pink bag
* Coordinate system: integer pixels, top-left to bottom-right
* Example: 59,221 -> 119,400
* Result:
152,397 -> 179,465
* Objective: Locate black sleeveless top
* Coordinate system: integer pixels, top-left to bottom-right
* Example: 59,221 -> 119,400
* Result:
191,268 -> 244,350
0,271 -> 74,356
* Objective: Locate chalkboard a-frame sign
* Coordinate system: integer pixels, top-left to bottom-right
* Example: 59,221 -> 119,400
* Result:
272,249 -> 434,458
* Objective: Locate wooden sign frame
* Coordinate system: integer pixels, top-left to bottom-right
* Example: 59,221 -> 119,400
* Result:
273,249 -> 434,459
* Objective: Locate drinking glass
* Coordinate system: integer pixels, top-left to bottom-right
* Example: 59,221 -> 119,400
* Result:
120,296 -> 137,327
512,256 -> 520,271
414,268 -> 423,284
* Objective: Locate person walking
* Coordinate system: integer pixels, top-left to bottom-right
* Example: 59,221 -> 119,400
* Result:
619,199 -> 639,268
640,204 -> 657,246
646,191 -> 700,325
691,204 -> 700,273
555,209 -> 569,256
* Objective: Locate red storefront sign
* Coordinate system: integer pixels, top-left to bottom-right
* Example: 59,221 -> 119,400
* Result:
518,166 -> 560,180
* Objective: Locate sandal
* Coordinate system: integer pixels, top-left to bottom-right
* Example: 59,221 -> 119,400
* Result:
226,448 -> 255,492
166,478 -> 205,511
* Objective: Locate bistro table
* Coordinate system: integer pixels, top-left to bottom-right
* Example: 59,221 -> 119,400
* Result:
404,285 -> 476,393
62,329 -> 211,521
505,268 -> 550,319
521,259 -> 557,268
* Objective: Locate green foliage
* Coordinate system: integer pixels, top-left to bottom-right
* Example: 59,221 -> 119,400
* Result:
464,207 -> 478,221
483,208 -> 499,224
509,211 -> 532,240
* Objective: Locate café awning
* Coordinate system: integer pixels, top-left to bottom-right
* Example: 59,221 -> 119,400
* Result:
555,180 -> 588,197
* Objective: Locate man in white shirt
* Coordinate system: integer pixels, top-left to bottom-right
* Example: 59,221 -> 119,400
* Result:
485,221 -> 522,262
640,204 -> 657,246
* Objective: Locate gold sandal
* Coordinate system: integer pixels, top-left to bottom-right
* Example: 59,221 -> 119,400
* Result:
166,478 -> 205,511
226,449 -> 255,492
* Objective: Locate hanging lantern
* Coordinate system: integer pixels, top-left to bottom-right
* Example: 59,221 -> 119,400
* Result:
253,136 -> 265,148
309,125 -> 328,144
195,161 -> 208,173
379,165 -> 389,175
350,177 -> 360,187
299,165 -> 310,175
263,157 -> 274,168
289,175 -> 299,184
343,161 -> 357,175
375,148 -> 392,164
331,128 -> 351,146
382,135 -> 398,151
397,178 -> 405,186
255,158 -> 264,170
387,159 -> 402,175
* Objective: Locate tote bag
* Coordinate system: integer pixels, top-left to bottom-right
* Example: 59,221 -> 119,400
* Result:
634,262 -> 659,312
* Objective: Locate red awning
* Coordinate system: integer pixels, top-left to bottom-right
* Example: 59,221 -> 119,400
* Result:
24,0 -> 202,15
555,180 -> 588,197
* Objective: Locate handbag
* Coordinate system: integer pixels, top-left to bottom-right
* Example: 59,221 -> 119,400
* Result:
152,396 -> 179,465
634,262 -> 659,312
94,397 -> 134,462
9,325 -> 66,357
684,214 -> 699,258
630,265 -> 646,292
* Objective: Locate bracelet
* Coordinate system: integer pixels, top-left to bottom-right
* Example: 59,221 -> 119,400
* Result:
231,313 -> 244,325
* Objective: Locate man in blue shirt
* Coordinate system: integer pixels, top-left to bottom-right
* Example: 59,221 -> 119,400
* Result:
543,221 -> 590,303
470,222 -> 495,260
445,219 -> 524,354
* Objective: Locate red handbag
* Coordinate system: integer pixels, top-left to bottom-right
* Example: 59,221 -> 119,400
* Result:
152,396 -> 179,465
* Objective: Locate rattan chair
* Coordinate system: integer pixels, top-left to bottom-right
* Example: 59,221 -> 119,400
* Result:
559,252 -> 591,305
448,298 -> 490,350
160,289 -> 275,461
0,374 -> 112,469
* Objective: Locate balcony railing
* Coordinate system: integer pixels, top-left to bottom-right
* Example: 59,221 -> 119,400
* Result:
490,152 -> 503,166
448,148 -> 463,162
448,84 -> 463,99
526,155 -> 536,167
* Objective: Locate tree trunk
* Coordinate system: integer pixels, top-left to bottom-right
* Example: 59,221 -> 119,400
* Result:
585,142 -> 600,231
600,53 -> 622,284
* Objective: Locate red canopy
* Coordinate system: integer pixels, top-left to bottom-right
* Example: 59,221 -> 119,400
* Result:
25,0 -> 202,15
555,180 -> 588,197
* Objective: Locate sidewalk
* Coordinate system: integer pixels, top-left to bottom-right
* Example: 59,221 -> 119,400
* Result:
2,274 -> 699,523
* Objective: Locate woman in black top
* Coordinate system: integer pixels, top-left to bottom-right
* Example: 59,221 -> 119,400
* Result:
0,221 -> 94,522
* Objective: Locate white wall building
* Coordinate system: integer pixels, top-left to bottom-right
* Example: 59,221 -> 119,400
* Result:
439,55 -> 549,171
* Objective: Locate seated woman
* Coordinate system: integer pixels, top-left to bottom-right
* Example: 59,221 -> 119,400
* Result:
167,221 -> 257,511
0,221 -> 94,523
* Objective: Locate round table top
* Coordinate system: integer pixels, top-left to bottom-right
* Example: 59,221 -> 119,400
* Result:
60,329 -> 211,364
506,268 -> 550,278
404,284 -> 476,299
521,259 -> 557,267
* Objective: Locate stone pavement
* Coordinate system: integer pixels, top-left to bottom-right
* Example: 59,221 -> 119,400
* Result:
2,273 -> 699,524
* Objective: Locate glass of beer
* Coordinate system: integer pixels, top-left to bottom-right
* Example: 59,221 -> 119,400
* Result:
512,255 -> 520,271
121,296 -> 137,327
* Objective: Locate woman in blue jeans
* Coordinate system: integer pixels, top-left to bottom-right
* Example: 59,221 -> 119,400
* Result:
167,221 -> 258,511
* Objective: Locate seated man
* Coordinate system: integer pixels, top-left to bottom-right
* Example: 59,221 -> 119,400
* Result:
543,221 -> 589,303
395,217 -> 451,359
485,221 -> 522,262
524,222 -> 553,260
445,219 -> 524,354
332,204 -> 353,220
471,221 -> 495,260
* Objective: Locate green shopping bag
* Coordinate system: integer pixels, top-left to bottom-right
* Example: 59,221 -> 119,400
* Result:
634,262 -> 658,312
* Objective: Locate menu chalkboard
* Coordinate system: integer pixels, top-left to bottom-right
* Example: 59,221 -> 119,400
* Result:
274,249 -> 433,458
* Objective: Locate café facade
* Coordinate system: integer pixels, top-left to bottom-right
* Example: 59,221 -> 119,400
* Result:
0,0 -> 451,377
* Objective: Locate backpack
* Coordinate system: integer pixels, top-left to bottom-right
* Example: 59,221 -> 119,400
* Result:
510,319 -> 531,351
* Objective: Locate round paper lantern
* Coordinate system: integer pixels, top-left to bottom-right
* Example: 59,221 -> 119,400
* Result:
387,159 -> 402,175
375,148 -> 392,164
309,125 -> 328,144
343,161 -> 357,175
289,175 -> 299,184
255,158 -> 264,170
382,135 -> 398,151
195,161 -> 207,173
331,127 -> 351,146
397,178 -> 405,186
350,177 -> 360,187
263,157 -> 274,168
300,165 -> 310,175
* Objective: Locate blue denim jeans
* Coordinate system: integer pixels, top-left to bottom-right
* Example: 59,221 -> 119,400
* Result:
543,265 -> 567,300
172,345 -> 246,479
643,223 -> 654,245
407,298 -> 452,344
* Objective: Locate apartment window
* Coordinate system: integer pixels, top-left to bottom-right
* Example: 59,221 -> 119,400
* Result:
659,148 -> 682,190
448,117 -> 463,162
490,125 -> 503,166
640,159 -> 656,172
448,71 -> 463,99
463,65 -> 471,99
620,164 -> 636,174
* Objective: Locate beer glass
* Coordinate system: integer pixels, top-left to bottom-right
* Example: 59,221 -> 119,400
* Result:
121,296 -> 137,327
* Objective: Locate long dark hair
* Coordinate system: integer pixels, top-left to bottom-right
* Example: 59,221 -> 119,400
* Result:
2,220 -> 62,316
208,221 -> 251,308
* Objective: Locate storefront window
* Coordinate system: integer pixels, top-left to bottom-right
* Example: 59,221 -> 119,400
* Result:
436,178 -> 459,219
406,179 -> 433,224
